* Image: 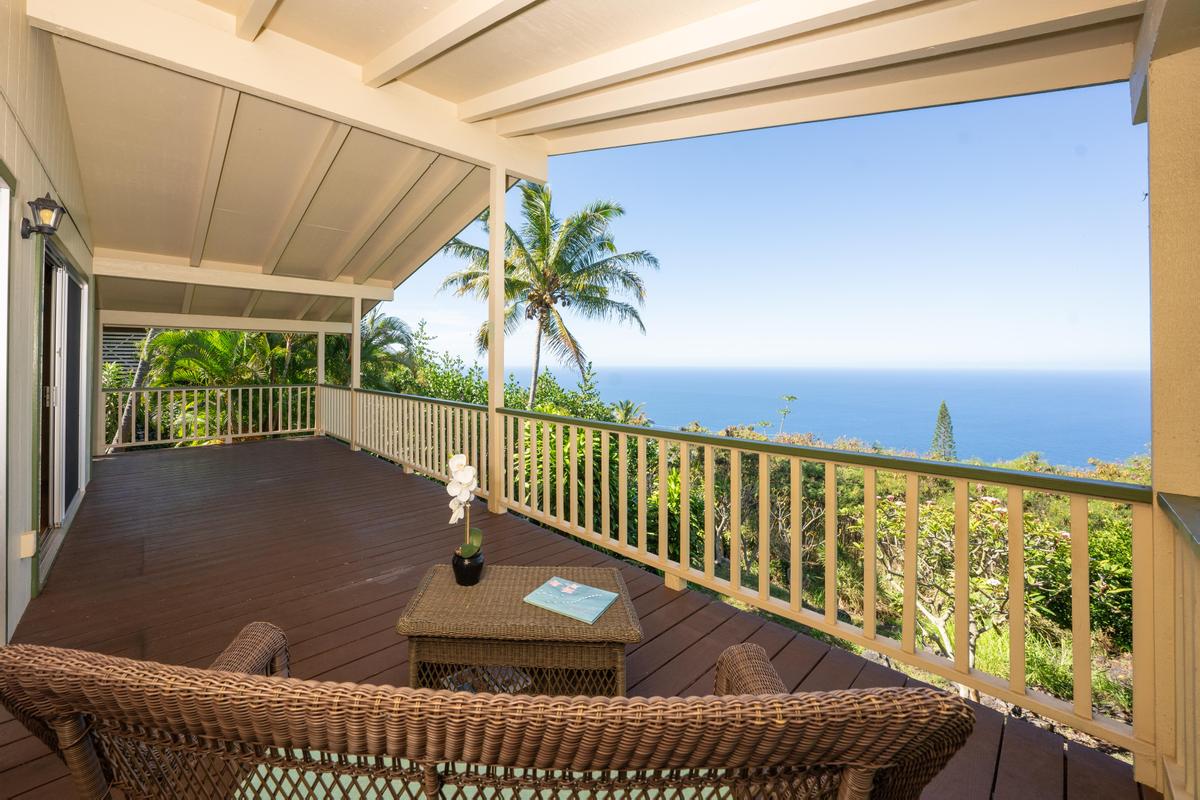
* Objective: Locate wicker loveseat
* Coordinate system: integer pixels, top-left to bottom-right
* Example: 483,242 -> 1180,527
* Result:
0,622 -> 973,799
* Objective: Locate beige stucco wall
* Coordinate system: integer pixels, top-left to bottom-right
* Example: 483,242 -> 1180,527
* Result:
1147,42 -> 1200,792
1149,47 -> 1200,497
0,0 -> 93,640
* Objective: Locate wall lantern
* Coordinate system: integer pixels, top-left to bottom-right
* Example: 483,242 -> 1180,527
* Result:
21,193 -> 66,239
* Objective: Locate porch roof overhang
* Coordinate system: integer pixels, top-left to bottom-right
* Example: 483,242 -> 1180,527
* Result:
25,0 -> 1172,331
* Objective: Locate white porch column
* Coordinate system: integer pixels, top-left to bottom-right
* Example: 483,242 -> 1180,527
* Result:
317,331 -> 326,384
315,331 -> 325,434
350,297 -> 361,451
1147,42 -> 1200,794
93,321 -> 106,456
487,166 -> 507,513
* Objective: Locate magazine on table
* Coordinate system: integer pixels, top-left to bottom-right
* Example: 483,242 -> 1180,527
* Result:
523,576 -> 617,624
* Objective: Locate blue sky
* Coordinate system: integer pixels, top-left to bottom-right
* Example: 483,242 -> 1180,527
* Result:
383,82 -> 1149,371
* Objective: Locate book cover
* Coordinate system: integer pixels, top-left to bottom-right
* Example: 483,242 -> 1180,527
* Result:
523,576 -> 618,624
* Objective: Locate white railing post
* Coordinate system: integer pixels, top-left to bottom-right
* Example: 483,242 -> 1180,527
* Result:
350,299 -> 361,451
315,331 -> 325,435
486,165 -> 507,514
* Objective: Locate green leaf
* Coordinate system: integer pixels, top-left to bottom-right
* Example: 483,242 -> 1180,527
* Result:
456,526 -> 483,558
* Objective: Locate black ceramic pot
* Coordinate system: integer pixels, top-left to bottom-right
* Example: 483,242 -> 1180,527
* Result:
451,549 -> 485,586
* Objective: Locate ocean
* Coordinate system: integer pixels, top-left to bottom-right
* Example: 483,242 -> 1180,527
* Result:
532,367 -> 1150,468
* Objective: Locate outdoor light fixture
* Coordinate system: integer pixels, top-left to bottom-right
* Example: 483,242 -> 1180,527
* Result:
20,193 -> 66,239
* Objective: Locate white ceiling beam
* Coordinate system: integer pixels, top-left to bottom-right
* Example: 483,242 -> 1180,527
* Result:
321,298 -> 348,322
191,87 -> 239,266
496,0 -> 1145,137
356,163 -> 476,284
459,0 -> 923,122
546,21 -> 1136,155
1129,0 -> 1200,123
236,0 -> 281,42
324,150 -> 439,281
262,122 -> 351,274
181,284 -> 195,313
27,0 -> 548,181
100,309 -> 351,334
94,255 -> 394,301
242,290 -> 263,316
363,0 -> 538,88
296,296 -> 320,320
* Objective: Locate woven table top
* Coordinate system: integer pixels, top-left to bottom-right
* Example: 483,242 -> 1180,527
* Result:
396,565 -> 644,643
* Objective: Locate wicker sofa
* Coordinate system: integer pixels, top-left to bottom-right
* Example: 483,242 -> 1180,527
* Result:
0,622 -> 973,799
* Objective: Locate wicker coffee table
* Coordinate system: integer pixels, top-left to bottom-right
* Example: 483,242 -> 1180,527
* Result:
396,564 -> 643,697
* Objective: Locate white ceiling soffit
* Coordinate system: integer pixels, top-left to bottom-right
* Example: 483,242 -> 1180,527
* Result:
179,0 -> 1145,154
51,37 -> 497,310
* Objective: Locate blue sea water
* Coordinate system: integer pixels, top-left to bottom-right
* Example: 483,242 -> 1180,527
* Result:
533,367 -> 1150,468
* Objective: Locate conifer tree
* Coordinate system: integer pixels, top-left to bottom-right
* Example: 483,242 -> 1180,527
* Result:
930,401 -> 958,461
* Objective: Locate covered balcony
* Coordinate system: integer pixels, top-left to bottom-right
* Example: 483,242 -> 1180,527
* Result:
0,434 -> 1158,799
1,0 -> 1198,798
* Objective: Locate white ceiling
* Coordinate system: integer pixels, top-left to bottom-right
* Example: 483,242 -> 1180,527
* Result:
33,0 -> 1152,327
53,37 -> 494,322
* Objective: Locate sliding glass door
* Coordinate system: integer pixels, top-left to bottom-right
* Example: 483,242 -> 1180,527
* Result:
37,241 -> 87,578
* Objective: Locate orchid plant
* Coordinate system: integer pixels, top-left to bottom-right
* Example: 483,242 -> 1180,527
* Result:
447,454 -> 482,558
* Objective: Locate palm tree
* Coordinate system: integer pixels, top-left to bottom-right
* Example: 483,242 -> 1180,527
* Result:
613,399 -> 651,426
441,183 -> 658,408
325,310 -> 415,388
144,329 -> 273,386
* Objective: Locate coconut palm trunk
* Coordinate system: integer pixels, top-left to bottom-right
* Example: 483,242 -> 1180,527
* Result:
528,317 -> 544,408
112,327 -> 156,450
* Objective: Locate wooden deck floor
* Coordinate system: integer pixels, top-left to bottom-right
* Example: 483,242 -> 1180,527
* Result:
0,437 -> 1153,799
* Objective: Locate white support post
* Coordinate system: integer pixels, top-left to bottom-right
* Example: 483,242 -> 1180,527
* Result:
487,165 -> 507,513
350,299 -> 361,451
1147,40 -> 1200,795
315,331 -> 325,435
93,322 -> 106,456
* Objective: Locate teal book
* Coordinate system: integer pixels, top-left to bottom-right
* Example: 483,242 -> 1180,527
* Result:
523,576 -> 618,624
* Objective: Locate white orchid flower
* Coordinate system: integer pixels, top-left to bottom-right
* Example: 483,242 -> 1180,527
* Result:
449,497 -> 465,524
448,454 -> 468,473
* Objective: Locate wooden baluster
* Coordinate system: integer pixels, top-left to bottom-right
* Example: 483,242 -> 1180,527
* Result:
863,468 -> 877,637
1008,486 -> 1025,694
902,473 -> 919,654
703,444 -> 714,581
585,428 -> 594,533
541,420 -> 551,518
760,453 -> 771,602
569,425 -> 579,530
954,479 -> 970,674
1070,494 -> 1093,719
679,443 -> 690,571
519,419 -> 529,508
637,436 -> 648,555
618,432 -> 628,543
657,438 -> 668,565
731,449 -> 742,593
557,423 -> 565,522
600,430 -> 610,539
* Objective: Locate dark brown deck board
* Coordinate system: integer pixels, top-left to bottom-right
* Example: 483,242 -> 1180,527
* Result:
993,717 -> 1066,800
0,438 -> 1145,799
1066,741 -> 1137,800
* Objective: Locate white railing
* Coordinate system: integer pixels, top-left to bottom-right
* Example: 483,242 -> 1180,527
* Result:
495,407 -> 1156,777
318,385 -> 489,498
103,385 -> 316,448
311,390 -> 1164,783
1158,494 -> 1199,798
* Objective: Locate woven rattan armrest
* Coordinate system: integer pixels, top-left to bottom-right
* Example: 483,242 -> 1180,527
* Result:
714,643 -> 787,695
208,622 -> 289,677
